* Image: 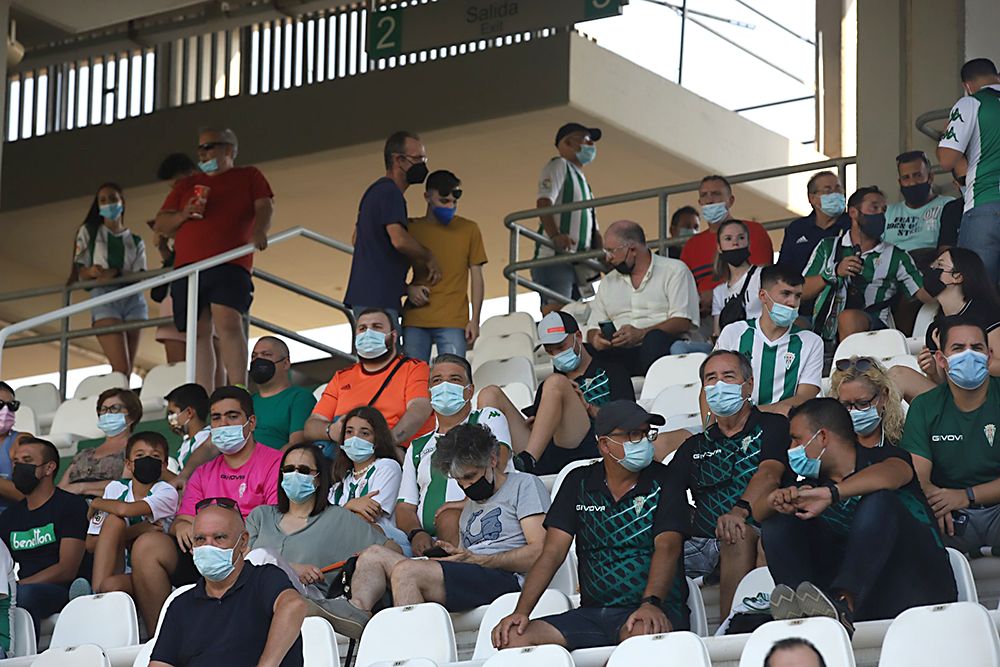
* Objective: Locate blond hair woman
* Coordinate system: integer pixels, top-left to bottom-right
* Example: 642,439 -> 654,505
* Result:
829,356 -> 905,448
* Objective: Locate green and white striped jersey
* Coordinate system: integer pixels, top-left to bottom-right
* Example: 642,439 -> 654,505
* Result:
939,84 -> 1000,212
804,231 -> 922,340
535,157 -> 596,258
716,318 -> 824,406
73,224 -> 146,274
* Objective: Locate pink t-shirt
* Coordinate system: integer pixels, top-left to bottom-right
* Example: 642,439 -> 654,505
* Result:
179,443 -> 281,518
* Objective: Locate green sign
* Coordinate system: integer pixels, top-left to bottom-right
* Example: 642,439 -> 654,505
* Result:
368,7 -> 404,58
583,0 -> 621,20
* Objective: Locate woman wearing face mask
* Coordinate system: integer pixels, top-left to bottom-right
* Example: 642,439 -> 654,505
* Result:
246,443 -> 398,600
889,247 -> 1000,401
59,388 -> 143,497
329,407 -> 409,552
830,357 -> 905,448
712,220 -> 763,336
67,183 -> 148,377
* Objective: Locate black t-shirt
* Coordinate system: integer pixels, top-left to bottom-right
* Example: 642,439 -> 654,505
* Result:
925,298 -> 1000,352
525,355 -> 634,418
936,198 -> 964,249
545,461 -> 690,618
669,408 -> 793,538
151,563 -> 304,667
0,488 -> 88,580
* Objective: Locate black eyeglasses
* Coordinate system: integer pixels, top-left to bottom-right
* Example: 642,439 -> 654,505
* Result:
197,142 -> 229,151
0,400 -> 19,412
834,357 -> 876,373
895,150 -> 928,164
195,497 -> 241,514
607,428 -> 659,444
97,404 -> 128,415
435,189 -> 462,201
281,464 -> 318,476
840,393 -> 880,411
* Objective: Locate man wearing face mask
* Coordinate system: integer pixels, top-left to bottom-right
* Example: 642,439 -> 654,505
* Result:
304,309 -> 434,451
668,351 -> 792,620
668,206 -> 700,260
0,382 -> 25,512
532,122 -> 603,315
803,186 -> 934,342
0,437 -> 88,634
884,151 -> 953,263
130,386 -> 281,632
317,424 -> 548,640
403,170 -> 488,361
902,317 -> 1000,554
761,398 -> 954,634
150,502 -> 306,667
493,401 -> 690,651
345,130 -> 441,325
587,220 -> 700,377
249,337 -> 316,449
715,266 -> 823,416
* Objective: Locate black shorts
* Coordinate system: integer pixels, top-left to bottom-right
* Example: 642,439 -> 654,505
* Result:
539,605 -> 690,651
534,423 -> 598,476
439,562 -> 520,611
169,543 -> 201,587
170,264 -> 254,331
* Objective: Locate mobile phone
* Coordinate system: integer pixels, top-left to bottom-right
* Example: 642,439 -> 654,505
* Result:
424,546 -> 449,558
599,320 -> 617,340
952,511 -> 968,536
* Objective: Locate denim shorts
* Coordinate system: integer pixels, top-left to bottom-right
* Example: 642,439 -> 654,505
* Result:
90,286 -> 149,324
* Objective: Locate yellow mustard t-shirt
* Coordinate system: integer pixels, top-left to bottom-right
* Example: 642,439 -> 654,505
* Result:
403,214 -> 488,329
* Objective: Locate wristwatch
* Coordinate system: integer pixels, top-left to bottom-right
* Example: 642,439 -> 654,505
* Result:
823,481 -> 841,504
733,498 -> 752,515
407,528 -> 429,542
640,595 -> 662,608
966,487 -> 977,507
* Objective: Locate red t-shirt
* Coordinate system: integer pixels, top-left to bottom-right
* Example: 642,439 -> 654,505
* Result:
161,166 -> 274,272
680,219 -> 774,292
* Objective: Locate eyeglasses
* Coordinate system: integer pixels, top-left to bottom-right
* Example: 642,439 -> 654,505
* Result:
281,464 -> 318,476
395,153 -> 427,164
834,357 -> 876,373
0,400 -> 19,412
607,428 -> 658,444
434,188 -> 462,201
197,142 -> 230,151
97,404 -> 128,415
602,244 -> 631,258
840,393 -> 880,411
195,497 -> 242,514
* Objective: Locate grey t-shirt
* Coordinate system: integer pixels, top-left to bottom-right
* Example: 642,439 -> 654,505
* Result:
459,471 -> 550,567
246,504 -> 389,595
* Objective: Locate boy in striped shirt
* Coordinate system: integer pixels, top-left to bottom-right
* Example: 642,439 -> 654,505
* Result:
802,186 -> 933,342
716,265 -> 823,416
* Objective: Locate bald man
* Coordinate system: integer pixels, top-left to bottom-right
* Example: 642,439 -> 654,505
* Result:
249,337 -> 316,450
586,220 -> 701,376
150,502 -> 306,667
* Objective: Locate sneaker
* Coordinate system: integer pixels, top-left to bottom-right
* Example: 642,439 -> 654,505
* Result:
68,577 -> 93,600
743,592 -> 771,613
306,597 -> 372,640
770,584 -> 802,620
795,581 -> 855,637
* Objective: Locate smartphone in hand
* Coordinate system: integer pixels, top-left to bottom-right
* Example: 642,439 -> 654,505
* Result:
599,320 -> 617,340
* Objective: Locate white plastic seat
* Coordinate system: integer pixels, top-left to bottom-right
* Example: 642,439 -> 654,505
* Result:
313,384 -> 326,402
301,616 -> 340,667
472,590 -> 572,659
640,353 -> 708,402
480,313 -> 536,342
50,592 -> 139,649
33,644 -> 111,667
139,362 -> 187,419
131,641 -> 155,667
649,383 -> 702,422
883,354 -> 922,373
833,330 -> 909,364
738,617 -> 856,667
500,382 -> 534,411
560,301 -> 591,327
12,606 -> 37,656
45,397 -> 103,455
12,405 -> 37,437
73,372 -> 129,400
663,412 -> 704,434
153,584 -> 196,638
550,458 -> 601,500
607,631 -> 710,667
367,660 -> 440,667
471,333 -> 535,371
907,302 -> 939,354
15,382 -> 60,431
355,602 -> 457,667
474,357 -> 537,392
687,576 -> 709,637
550,551 -> 579,598
483,644 -> 574,667
948,547 -> 979,603
879,602 -> 1000,666
732,567 -> 775,611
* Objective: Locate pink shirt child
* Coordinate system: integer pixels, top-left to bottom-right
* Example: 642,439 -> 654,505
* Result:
178,443 -> 282,518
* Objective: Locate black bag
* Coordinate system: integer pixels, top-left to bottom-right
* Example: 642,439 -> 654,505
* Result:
718,266 -> 759,331
324,555 -> 360,599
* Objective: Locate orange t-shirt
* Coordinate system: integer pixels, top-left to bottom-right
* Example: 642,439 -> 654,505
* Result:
680,219 -> 774,292
312,356 -> 435,447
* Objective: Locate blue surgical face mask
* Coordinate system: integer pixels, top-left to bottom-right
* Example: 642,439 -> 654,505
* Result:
99,202 -> 124,220
98,413 -> 129,437
787,431 -> 825,479
704,381 -> 747,417
765,293 -> 798,329
199,158 -> 219,174
701,202 -> 729,224
192,536 -> 243,582
850,405 -> 882,436
609,437 -> 654,472
430,381 -> 469,417
819,192 -> 846,217
342,435 -> 375,462
281,471 -> 317,503
677,227 -> 696,238
432,206 -> 456,224
552,342 -> 582,373
355,329 -> 389,359
946,349 -> 989,390
211,422 -> 249,455
576,144 -> 597,166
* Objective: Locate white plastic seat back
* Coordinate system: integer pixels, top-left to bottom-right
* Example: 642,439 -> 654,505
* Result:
12,405 -> 38,437
15,383 -> 61,423
907,302 -> 940,354
50,592 -> 139,649
471,333 -> 535,372
74,372 -> 129,400
472,589 -> 572,659
664,412 -> 705,434
313,384 -> 325,402
879,602 -> 1000,667
687,577 -> 709,637
550,458 -> 601,500
483,644 -> 574,667
640,353 -> 707,402
474,357 -> 537,392
480,313 -> 536,343
500,382 -> 534,411
132,640 -> 155,667
738,617 -> 856,667
47,398 -> 103,440
607,631 -> 710,667
153,584 -> 196,638
12,605 -> 37,657
33,644 -> 111,667
833,330 -> 909,364
883,354 -> 922,373
948,547 -> 979,603
301,616 -> 340,667
732,567 -> 775,611
560,301 -> 591,327
140,363 -> 187,405
355,602 -> 457,667
550,551 -> 579,598
367,660 -> 440,667
650,383 -> 702,422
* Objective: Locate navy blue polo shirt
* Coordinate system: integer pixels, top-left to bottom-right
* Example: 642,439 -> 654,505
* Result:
150,563 -> 304,667
344,176 -> 410,311
777,211 -> 851,277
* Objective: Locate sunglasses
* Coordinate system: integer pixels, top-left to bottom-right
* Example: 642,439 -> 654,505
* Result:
197,142 -> 229,151
834,357 -> 876,373
195,497 -> 241,514
435,189 -> 462,201
281,464 -> 318,476
0,400 -> 19,412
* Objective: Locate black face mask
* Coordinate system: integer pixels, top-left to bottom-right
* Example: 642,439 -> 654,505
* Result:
900,182 -> 932,207
405,161 -> 429,185
921,267 -> 949,297
248,358 -> 277,384
720,247 -> 751,267
132,456 -> 163,485
859,212 -> 886,241
12,463 -> 40,495
462,470 -> 495,502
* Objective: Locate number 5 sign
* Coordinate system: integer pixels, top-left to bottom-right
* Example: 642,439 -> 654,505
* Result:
368,7 -> 402,58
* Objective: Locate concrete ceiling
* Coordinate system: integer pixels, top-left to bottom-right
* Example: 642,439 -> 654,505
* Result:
13,0 -> 205,35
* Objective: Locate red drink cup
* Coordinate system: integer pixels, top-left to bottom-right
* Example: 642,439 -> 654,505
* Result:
189,185 -> 210,219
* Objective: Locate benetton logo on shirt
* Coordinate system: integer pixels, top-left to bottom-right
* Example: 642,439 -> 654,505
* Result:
10,523 -> 56,551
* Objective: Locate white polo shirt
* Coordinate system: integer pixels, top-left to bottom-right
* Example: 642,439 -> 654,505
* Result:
587,253 -> 699,332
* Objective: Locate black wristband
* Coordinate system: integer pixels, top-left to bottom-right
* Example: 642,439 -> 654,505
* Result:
824,481 -> 841,505
967,487 -> 977,506
734,499 -> 752,515
641,595 -> 662,607
407,528 -> 429,542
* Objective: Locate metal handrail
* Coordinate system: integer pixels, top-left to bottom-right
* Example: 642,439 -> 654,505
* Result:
916,108 -> 950,142
503,156 -> 856,311
0,226 -> 357,390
